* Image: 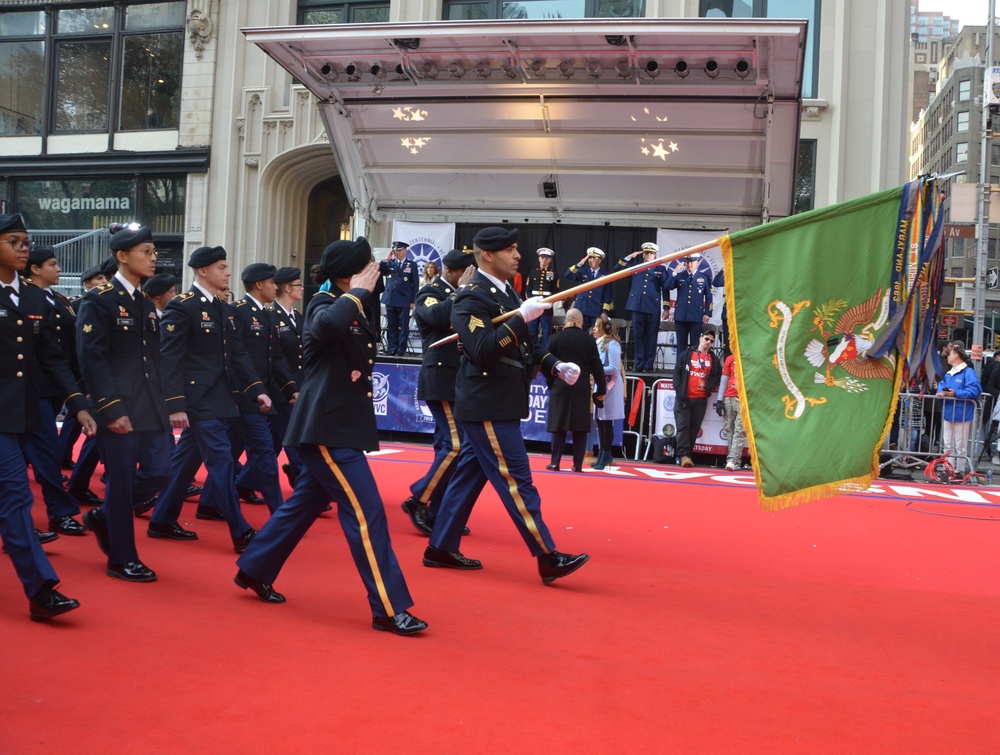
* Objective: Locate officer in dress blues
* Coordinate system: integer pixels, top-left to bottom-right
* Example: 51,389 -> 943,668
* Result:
378,240 -> 418,356
149,246 -> 271,553
230,263 -> 298,512
235,237 -> 426,636
666,253 -> 713,354
0,213 -> 95,620
76,223 -> 175,582
617,242 -> 669,372
400,247 -> 477,536
523,247 -> 560,349
272,266 -> 305,488
564,247 -> 612,331
423,226 -> 590,584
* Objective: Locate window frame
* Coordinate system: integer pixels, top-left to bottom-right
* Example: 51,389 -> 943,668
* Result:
297,0 -> 391,24
440,0 -> 646,21
958,79 -> 971,102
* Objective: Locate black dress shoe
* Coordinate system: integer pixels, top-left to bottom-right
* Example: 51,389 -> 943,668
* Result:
29,589 -> 80,622
106,561 -> 157,582
545,463 -> 560,471
372,610 -> 428,635
61,459 -> 76,471
82,508 -> 110,556
281,463 -> 298,489
234,570 -> 286,603
69,488 -> 103,507
60,474 -> 69,483
49,515 -> 86,536
185,485 -> 203,499
571,465 -> 584,473
538,551 -> 590,585
237,486 -> 266,505
35,528 -> 60,545
233,527 -> 257,554
422,545 -> 482,570
401,497 -> 434,537
133,496 -> 157,517
196,504 -> 226,521
147,522 -> 198,541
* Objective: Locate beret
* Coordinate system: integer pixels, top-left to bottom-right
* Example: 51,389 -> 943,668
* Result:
27,245 -> 56,268
322,237 -> 372,279
0,213 -> 27,234
241,262 -> 277,283
586,247 -> 605,260
441,248 -> 476,269
536,247 -> 554,257
188,245 -> 227,268
274,266 -> 301,284
99,256 -> 119,277
391,240 -> 410,250
641,242 -> 659,253
142,273 -> 177,297
81,264 -> 104,283
473,227 -> 518,252
109,223 -> 153,252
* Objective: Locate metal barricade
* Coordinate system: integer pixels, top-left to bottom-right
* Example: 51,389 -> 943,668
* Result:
622,375 -> 647,460
881,390 -> 986,475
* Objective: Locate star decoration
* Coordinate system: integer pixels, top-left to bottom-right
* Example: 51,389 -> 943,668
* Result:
669,141 -> 679,152
641,146 -> 650,155
392,107 -> 406,120
651,142 -> 669,160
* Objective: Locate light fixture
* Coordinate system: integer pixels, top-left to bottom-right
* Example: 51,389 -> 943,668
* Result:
735,59 -> 751,79
501,61 -> 517,79
557,60 -> 573,78
319,63 -> 337,80
674,60 -> 689,78
474,60 -> 491,78
605,35 -> 626,46
644,60 -> 660,79
529,59 -> 545,78
615,59 -> 631,78
585,60 -> 602,78
395,63 -> 405,75
705,59 -> 719,78
542,178 -> 558,199
370,62 -> 386,80
344,62 -> 361,81
420,60 -> 439,79
448,61 -> 465,79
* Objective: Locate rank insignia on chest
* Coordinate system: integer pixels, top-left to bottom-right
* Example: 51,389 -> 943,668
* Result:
82,323 -> 93,333
468,315 -> 485,332
119,305 -> 129,317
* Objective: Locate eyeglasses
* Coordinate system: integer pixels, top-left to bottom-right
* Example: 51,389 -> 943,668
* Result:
288,283 -> 304,288
1,237 -> 33,252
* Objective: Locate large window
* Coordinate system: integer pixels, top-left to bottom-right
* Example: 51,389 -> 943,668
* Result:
0,12 -> 46,135
956,142 -> 969,163
443,0 -> 644,21
959,79 -> 971,101
298,1 -> 390,24
701,0 -> 819,99
957,111 -> 969,133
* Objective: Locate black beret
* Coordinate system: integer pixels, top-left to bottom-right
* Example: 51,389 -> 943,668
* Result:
99,256 -> 119,277
108,223 -> 153,251
441,248 -> 476,269
81,264 -> 104,283
241,262 -> 277,283
188,246 -> 226,268
391,240 -> 410,250
142,273 -> 177,297
274,266 -> 301,284
0,213 -> 27,234
27,245 -> 56,268
321,237 -> 372,279
473,227 -> 518,252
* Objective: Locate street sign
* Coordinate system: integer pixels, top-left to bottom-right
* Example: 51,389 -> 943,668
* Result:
990,267 -> 1000,289
944,224 -> 977,239
938,328 -> 949,339
941,314 -> 959,326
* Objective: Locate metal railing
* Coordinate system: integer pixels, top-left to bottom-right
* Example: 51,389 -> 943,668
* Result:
880,390 -> 987,475
35,228 -> 111,298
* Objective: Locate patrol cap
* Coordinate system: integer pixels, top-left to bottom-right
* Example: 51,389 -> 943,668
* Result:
274,266 -> 301,284
99,256 -> 119,277
142,273 -> 177,297
108,222 -> 153,251
0,213 -> 27,234
188,245 -> 226,269
81,264 -> 104,284
241,262 -> 277,283
586,247 -> 605,260
441,248 -> 476,269
27,245 -> 56,268
536,247 -> 555,257
391,240 -> 410,251
473,227 -> 518,252
640,242 -> 659,253
321,236 -> 372,279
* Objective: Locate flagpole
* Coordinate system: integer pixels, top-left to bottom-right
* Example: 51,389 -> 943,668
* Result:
974,0 -> 996,366
427,236 -> 723,348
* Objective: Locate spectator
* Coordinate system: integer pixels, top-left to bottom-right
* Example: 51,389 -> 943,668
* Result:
422,261 -> 439,286
714,350 -> 746,471
936,344 -> 982,476
673,329 -> 722,468
592,317 -> 625,470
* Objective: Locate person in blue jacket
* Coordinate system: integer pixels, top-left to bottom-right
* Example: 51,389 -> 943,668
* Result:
936,343 -> 982,476
379,241 -> 418,356
564,247 -> 612,331
616,241 -> 667,371
667,253 -> 713,355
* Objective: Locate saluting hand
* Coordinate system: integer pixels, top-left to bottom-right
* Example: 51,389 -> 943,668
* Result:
457,265 -> 476,287
350,261 -> 381,293
107,415 -> 134,435
77,410 -> 98,438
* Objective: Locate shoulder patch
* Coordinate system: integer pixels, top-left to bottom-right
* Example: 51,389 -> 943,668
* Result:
96,282 -> 115,294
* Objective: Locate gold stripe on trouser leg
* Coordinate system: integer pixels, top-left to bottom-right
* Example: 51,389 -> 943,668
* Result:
319,445 -> 395,616
419,402 -> 460,503
483,421 -> 550,554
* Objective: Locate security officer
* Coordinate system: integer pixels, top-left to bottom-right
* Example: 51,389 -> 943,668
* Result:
77,223 -> 175,582
523,247 -> 560,349
667,253 -> 713,354
230,263 -> 298,512
378,240 -> 418,356
564,247 -> 612,331
0,213 -> 94,620
272,266 -> 305,488
616,242 -> 668,372
401,248 -> 476,536
424,226 -> 590,585
149,246 -> 270,553
236,237 -> 426,636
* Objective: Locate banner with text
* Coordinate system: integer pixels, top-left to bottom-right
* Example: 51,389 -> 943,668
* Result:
650,378 -> 733,457
657,228 -> 726,327
391,221 -> 456,279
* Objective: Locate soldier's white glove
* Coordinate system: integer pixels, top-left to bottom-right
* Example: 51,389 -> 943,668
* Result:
518,296 -> 551,323
555,362 -> 581,386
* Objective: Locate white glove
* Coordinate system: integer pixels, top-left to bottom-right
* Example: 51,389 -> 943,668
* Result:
555,362 -> 581,386
518,296 -> 551,323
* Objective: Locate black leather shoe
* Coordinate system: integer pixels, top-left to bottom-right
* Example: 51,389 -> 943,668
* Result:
61,459 -> 76,471
281,463 -> 298,489
422,545 -> 482,570
237,486 -> 265,505
372,610 -> 428,635
133,496 -> 157,517
82,509 -> 110,555
106,561 -> 157,582
233,527 -> 257,554
571,465 -> 584,473
234,570 -> 286,603
545,463 -> 560,471
48,515 -> 86,536
401,497 -> 434,537
196,504 -> 226,521
147,522 -> 198,541
69,488 -> 103,507
29,589 -> 80,622
185,485 -> 203,500
35,528 -> 60,545
538,551 -> 590,585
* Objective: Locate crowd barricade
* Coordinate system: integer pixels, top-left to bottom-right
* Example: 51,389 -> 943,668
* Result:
880,390 -> 987,476
622,375 -> 647,460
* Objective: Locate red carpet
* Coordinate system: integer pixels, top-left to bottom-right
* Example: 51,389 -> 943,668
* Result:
3,445 -> 999,752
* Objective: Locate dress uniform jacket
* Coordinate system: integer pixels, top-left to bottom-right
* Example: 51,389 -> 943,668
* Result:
274,304 -> 303,383
563,264 -> 612,319
542,326 -> 605,433
379,256 -> 418,308
284,287 -> 380,451
414,276 -> 461,403
669,269 -> 714,322
524,267 -> 560,299
618,257 -> 667,315
231,297 -> 297,412
27,283 -> 81,399
160,288 -> 264,420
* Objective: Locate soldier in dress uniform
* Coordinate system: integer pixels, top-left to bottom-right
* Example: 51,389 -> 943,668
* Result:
400,247 -> 477,536
142,273 -> 178,316
148,246 -> 271,553
523,247 -> 560,349
564,247 -> 612,331
0,213 -> 95,620
616,241 -> 669,372
423,226 -> 590,585
272,266 -> 305,488
235,237 -> 427,636
666,253 -> 713,355
378,241 -> 418,356
76,223 -> 175,582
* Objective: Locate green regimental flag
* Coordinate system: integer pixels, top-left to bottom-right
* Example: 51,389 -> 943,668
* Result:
722,180 -> 945,510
